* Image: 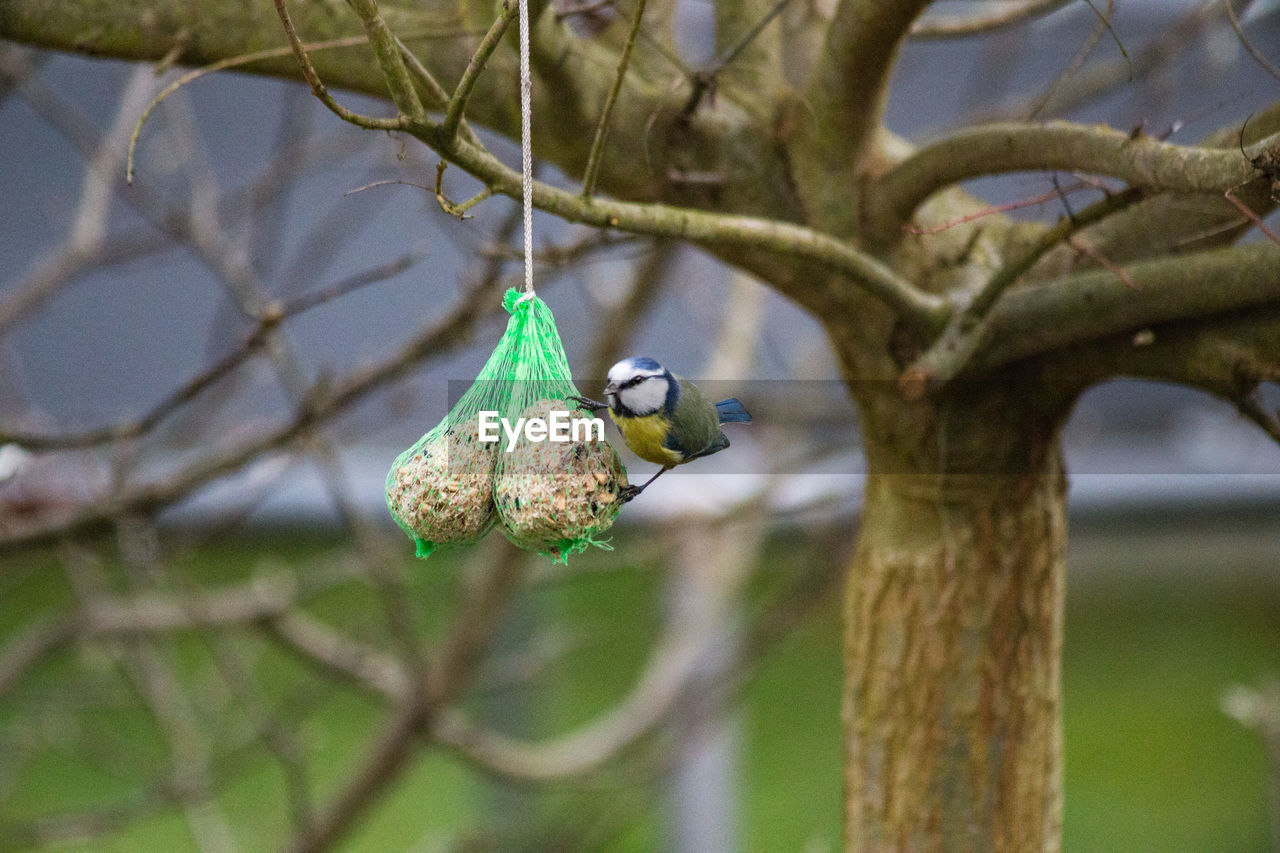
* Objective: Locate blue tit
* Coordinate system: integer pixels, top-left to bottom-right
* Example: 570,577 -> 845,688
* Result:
571,357 -> 751,502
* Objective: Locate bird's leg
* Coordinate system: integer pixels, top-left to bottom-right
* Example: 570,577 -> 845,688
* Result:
567,395 -> 608,412
618,466 -> 670,504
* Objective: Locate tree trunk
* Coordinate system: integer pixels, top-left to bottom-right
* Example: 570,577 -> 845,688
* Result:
843,385 -> 1068,852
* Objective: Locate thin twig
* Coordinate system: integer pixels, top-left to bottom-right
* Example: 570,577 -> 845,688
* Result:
0,275 -> 503,556
581,0 -> 647,199
911,0 -> 1074,39
263,612 -> 409,702
975,184 -> 1144,314
904,179 -> 1101,235
478,231 -> 645,266
395,37 -> 484,149
714,0 -> 792,70
179,136 -> 433,690
1029,0 -> 1112,119
259,2 -> 941,329
284,549 -> 525,853
344,178 -> 433,197
441,1 -> 519,143
1223,0 -> 1280,81
203,632 -> 315,834
64,540 -> 237,853
0,232 -> 170,333
121,516 -> 316,838
127,35 -> 386,184
282,251 -> 425,314
0,254 -> 419,450
900,187 -> 1146,398
344,0 -> 426,122
1225,186 -> 1280,246
1079,0 -> 1132,80
680,0 -> 791,117
437,515 -> 761,785
434,160 -> 494,218
957,1 -> 1219,125
0,575 -> 299,699
1065,233 -> 1137,288
555,0 -> 618,21
431,133 -> 947,330
271,0 -> 408,133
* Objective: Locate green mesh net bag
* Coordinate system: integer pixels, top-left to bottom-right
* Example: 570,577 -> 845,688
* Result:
386,289 -> 628,562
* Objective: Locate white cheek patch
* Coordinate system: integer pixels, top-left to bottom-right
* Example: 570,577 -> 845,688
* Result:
622,379 -> 669,415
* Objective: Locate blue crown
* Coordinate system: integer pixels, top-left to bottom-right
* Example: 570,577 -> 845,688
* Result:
624,356 -> 664,372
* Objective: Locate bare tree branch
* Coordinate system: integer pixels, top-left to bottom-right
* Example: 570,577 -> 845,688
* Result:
432,591 -> 710,781
285,548 -> 525,853
581,0 -> 646,198
4,2 -> 1280,850
0,248 -> 420,451
911,0 -> 1075,40
434,513 -> 759,784
695,0 -> 788,116
901,187 -> 1145,396
270,0 -> 408,131
0,0 -> 803,218
425,131 -> 947,327
977,241 -> 1280,371
0,232 -> 170,334
260,0 -> 941,325
0,574 -> 303,697
791,0 -> 932,232
347,0 -> 427,121
1026,0 -> 1112,119
1057,103 -> 1280,271
202,631 -> 316,834
264,611 -> 409,703
961,0 -> 1224,123
441,1 -> 518,143
0,276 -> 500,555
64,536 -> 238,853
869,120 -> 1280,241
1223,0 -> 1280,81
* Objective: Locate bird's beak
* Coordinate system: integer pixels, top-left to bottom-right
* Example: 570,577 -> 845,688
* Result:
603,381 -> 619,397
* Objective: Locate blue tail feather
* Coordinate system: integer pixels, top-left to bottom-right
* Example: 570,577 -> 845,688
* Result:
715,398 -> 752,424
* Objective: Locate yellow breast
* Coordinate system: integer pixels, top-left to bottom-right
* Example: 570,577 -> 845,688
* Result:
609,411 -> 684,466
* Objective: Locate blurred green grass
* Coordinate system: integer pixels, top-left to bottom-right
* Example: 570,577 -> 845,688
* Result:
1,529 -> 1276,851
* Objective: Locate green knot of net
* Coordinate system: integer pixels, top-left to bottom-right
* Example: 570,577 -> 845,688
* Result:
385,289 -> 628,563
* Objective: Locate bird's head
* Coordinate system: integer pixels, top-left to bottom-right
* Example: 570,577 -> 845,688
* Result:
604,357 -> 675,417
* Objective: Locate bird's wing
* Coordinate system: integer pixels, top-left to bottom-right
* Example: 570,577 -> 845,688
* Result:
669,376 -> 727,458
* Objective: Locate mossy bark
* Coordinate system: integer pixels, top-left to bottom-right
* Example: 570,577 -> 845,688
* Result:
841,381 -> 1068,852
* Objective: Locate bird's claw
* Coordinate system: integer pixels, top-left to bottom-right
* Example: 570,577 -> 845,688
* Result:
617,485 -> 644,504
568,395 -> 608,412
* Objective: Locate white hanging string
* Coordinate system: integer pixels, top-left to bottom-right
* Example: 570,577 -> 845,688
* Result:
518,0 -> 535,300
